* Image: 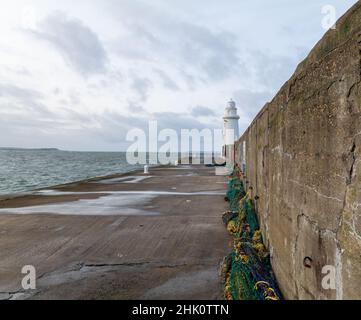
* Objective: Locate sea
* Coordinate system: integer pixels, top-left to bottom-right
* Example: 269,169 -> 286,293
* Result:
0,149 -> 146,195
0,149 -> 220,195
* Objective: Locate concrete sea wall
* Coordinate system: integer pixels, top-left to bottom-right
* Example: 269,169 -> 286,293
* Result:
235,2 -> 361,299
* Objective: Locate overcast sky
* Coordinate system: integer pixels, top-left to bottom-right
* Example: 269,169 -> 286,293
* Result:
0,0 -> 357,151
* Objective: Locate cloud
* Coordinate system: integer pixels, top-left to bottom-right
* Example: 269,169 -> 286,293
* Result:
152,112 -> 218,133
5,66 -> 31,77
62,110 -> 216,149
191,105 -> 216,117
131,76 -> 153,102
178,25 -> 244,82
232,88 -> 273,127
0,84 -> 51,116
83,109 -> 218,148
30,11 -> 108,76
127,101 -> 146,114
0,84 -> 42,100
153,68 -> 180,91
246,50 -> 299,92
110,1 -> 246,85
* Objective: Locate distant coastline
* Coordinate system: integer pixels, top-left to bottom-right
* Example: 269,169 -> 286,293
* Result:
0,147 -> 60,151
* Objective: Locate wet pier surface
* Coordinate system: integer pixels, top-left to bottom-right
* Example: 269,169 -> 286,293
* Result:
0,165 -> 230,300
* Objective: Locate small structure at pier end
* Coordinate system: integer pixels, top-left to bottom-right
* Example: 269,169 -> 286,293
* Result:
222,99 -> 240,158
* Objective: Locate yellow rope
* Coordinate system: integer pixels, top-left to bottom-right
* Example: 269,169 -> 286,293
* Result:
239,192 -> 249,204
254,281 -> 280,300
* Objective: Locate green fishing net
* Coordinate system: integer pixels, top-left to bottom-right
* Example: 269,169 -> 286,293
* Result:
222,170 -> 283,300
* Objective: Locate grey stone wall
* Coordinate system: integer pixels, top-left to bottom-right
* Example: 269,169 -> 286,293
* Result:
235,2 -> 361,299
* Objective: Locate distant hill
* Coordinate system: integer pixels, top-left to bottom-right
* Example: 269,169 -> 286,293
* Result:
0,147 -> 60,151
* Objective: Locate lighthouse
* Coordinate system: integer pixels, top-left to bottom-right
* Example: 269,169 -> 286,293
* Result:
223,99 -> 240,157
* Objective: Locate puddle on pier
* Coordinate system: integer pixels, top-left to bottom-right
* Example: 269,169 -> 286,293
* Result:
0,194 -> 158,216
91,176 -> 153,184
0,190 -> 224,216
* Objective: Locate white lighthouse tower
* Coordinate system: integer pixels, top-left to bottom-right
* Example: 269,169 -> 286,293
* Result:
223,99 -> 240,156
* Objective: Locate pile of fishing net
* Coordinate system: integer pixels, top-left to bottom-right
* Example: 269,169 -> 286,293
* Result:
222,170 -> 282,300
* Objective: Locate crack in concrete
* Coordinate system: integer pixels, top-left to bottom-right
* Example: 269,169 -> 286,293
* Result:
83,262 -> 150,268
303,77 -> 345,103
287,71 -> 308,102
297,212 -> 338,236
6,261 -> 198,300
346,79 -> 361,98
289,179 -> 343,203
36,261 -> 152,281
37,261 -> 197,281
348,142 -> 356,185
345,220 -> 361,242
337,139 -> 358,238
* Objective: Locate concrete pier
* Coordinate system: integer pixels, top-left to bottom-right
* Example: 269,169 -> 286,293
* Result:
0,165 -> 229,300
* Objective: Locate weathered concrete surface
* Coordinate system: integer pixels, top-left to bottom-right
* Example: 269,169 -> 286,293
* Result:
235,2 -> 361,300
0,165 -> 229,300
